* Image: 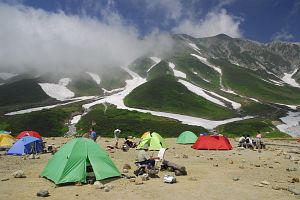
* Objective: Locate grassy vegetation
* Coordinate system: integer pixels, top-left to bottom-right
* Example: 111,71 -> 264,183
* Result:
146,61 -> 174,81
213,59 -> 300,104
0,79 -> 52,107
0,103 -> 83,137
241,102 -> 286,118
173,54 -> 220,89
128,57 -> 155,78
216,118 -> 290,138
76,104 -> 206,138
124,75 -> 236,120
69,78 -> 101,96
100,67 -> 132,90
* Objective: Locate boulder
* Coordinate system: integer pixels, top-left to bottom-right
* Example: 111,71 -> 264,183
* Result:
94,181 -> 105,189
123,164 -> 131,170
36,190 -> 49,197
12,170 -> 25,178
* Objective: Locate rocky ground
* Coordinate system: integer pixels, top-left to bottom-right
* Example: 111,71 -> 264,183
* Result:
0,137 -> 299,200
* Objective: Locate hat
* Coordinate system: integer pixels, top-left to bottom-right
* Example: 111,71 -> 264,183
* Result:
143,144 -> 149,150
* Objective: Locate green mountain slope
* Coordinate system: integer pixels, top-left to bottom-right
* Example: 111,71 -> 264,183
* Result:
213,59 -> 300,104
124,76 -> 236,120
0,79 -> 52,107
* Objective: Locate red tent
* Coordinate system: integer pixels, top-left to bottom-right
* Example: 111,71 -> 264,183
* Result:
192,136 -> 232,150
16,131 -> 42,139
297,138 -> 300,143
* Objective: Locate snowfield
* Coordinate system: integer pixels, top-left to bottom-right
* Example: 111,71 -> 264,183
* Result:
168,62 -> 186,79
147,57 -> 161,72
39,78 -> 74,101
277,111 -> 300,137
86,72 -> 101,85
191,54 -> 222,74
282,69 -> 300,88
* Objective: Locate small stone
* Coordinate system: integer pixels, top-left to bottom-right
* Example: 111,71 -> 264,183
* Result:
75,194 -> 79,197
254,183 -> 264,187
129,178 -> 136,182
28,154 -> 35,159
104,184 -> 113,191
232,176 -> 240,181
290,189 -> 300,195
272,186 -> 281,190
238,153 -> 242,155
167,167 -> 174,172
123,164 -> 131,170
1,178 -> 9,181
182,154 -> 188,158
229,160 -> 234,164
174,170 -> 182,176
255,164 -> 261,167
174,154 -> 180,158
135,177 -> 143,185
209,157 -> 214,160
269,166 -> 274,169
261,180 -> 270,185
188,177 -> 198,181
284,154 -> 292,159
242,159 -> 246,163
286,167 -> 297,172
12,170 -> 25,178
288,177 -> 299,183
123,169 -> 129,173
141,174 -> 149,181
239,165 -> 245,169
37,190 -> 49,197
213,163 -> 218,167
94,181 -> 105,189
36,156 -> 40,159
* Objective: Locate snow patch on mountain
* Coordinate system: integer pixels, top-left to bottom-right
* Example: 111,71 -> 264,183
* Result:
5,96 -> 96,115
39,78 -> 74,101
188,43 -> 201,52
0,72 -> 18,80
147,57 -> 161,72
86,72 -> 101,85
168,62 -> 186,78
221,88 -> 238,95
178,80 -> 226,107
277,111 -> 300,137
191,54 -> 222,74
281,69 -> 300,88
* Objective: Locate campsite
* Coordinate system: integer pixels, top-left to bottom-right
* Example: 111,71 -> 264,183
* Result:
1,134 -> 300,200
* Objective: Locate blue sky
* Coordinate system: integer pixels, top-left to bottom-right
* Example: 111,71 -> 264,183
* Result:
7,0 -> 300,42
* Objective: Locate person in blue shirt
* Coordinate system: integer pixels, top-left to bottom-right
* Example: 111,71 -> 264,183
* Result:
89,127 -> 97,142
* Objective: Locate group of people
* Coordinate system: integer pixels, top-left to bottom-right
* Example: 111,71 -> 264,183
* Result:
238,131 -> 264,150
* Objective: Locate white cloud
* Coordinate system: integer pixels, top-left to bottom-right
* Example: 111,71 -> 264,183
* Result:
271,29 -> 294,41
173,9 -> 243,38
145,0 -> 182,21
0,3 -> 174,74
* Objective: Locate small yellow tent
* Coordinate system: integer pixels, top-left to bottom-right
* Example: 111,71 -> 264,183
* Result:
141,131 -> 151,139
0,134 -> 16,148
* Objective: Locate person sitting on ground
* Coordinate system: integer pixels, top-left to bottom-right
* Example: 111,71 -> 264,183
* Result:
238,135 -> 246,147
245,135 -> 254,149
124,137 -> 136,148
136,144 -> 159,169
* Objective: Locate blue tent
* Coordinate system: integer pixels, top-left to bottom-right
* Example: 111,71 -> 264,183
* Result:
7,136 -> 43,155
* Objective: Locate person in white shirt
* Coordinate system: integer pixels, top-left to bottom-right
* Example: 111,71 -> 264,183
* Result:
114,129 -> 121,148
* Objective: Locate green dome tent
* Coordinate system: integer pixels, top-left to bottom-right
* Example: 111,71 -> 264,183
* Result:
176,131 -> 198,144
41,138 -> 120,185
137,132 -> 167,151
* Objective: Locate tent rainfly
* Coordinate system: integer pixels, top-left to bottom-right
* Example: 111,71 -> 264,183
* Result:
176,131 -> 198,144
0,134 -> 16,148
7,136 -> 42,155
192,136 -> 232,150
137,132 -> 167,151
41,138 -> 121,185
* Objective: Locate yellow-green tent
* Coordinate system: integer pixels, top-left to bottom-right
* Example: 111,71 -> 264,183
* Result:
141,131 -> 150,139
0,134 -> 16,148
137,132 -> 167,151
